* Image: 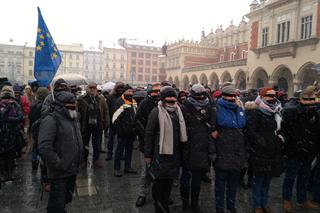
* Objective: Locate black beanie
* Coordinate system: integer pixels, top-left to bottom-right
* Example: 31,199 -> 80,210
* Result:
54,78 -> 68,91
160,86 -> 177,100
123,84 -> 133,93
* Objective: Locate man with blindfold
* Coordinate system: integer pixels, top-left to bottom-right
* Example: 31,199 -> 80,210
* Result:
282,86 -> 320,212
214,83 -> 247,213
38,91 -> 83,213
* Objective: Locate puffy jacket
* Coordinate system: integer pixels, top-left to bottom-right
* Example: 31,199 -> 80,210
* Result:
282,103 -> 320,161
181,100 -> 216,171
144,107 -> 182,179
38,103 -> 83,179
134,96 -> 158,152
245,102 -> 285,177
0,101 -> 24,154
215,98 -> 247,172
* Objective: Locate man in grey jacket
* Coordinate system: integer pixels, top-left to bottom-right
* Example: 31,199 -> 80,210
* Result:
38,91 -> 83,213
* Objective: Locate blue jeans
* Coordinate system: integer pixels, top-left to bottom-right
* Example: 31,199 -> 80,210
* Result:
313,159 -> 320,203
215,169 -> 240,209
114,135 -> 134,171
282,159 -> 312,203
252,175 -> 272,209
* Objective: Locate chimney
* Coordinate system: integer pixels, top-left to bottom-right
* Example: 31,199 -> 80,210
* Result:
98,40 -> 103,50
201,28 -> 205,39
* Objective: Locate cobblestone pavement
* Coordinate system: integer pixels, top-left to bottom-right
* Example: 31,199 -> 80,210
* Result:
0,145 -> 318,213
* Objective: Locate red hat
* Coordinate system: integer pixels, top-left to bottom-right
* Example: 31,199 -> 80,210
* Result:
259,87 -> 274,97
213,90 -> 222,98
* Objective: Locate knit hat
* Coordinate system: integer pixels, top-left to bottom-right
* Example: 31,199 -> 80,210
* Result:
13,84 -> 22,93
293,90 -> 302,99
160,86 -> 177,100
300,86 -> 316,99
259,87 -> 274,97
221,82 -> 236,95
161,80 -> 172,87
54,78 -> 68,91
123,84 -> 133,93
190,84 -> 206,98
55,91 -> 76,104
0,86 -> 15,99
36,87 -> 50,102
213,90 -> 222,98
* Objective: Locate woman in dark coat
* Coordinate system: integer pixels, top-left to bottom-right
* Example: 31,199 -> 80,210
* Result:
245,87 -> 284,213
144,86 -> 187,213
0,86 -> 24,183
180,84 -> 217,212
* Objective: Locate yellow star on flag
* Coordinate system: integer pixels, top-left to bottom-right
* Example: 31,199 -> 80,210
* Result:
36,45 -> 42,51
46,33 -> 51,38
37,28 -> 41,33
51,53 -> 58,59
40,41 -> 45,46
39,34 -> 45,39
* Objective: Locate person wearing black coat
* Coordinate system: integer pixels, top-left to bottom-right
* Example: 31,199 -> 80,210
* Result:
105,82 -> 125,161
112,84 -> 137,177
38,91 -> 83,213
0,86 -> 24,183
144,86 -> 187,213
282,86 -> 320,212
245,87 -> 284,213
180,84 -> 217,213
134,83 -> 161,207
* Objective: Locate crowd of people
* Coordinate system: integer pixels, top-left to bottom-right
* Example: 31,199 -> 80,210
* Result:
0,78 -> 319,213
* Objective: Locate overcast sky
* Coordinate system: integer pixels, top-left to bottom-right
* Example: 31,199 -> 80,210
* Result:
0,0 -> 253,47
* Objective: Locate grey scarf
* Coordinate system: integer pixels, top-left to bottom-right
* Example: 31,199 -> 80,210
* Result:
158,101 -> 187,155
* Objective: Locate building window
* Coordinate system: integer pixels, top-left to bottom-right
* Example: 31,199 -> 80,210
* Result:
230,52 -> 235,61
153,54 -> 158,59
131,59 -> 136,64
220,55 -> 224,62
29,51 -> 33,57
121,55 -> 124,60
241,50 -> 248,59
106,54 -> 109,59
261,27 -> 269,47
76,62 -> 79,68
139,53 -> 144,58
145,75 -> 150,81
301,16 -> 312,40
146,61 -> 150,66
28,60 -> 33,66
29,70 -> 33,76
138,75 -> 143,81
131,52 -> 136,57
86,65 -> 88,70
76,55 -> 80,60
113,63 -> 116,69
120,72 -> 124,79
145,68 -> 150,73
152,68 -> 157,74
146,53 -> 151,58
152,61 -> 158,66
152,76 -> 157,82
120,64 -> 124,69
113,54 -> 116,60
277,21 -> 290,44
69,62 -> 72,67
138,68 -> 143,73
69,54 -> 73,59
138,60 -> 144,65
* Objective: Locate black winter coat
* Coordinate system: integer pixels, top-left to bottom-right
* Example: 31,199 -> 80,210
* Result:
282,103 -> 320,161
134,96 -> 158,153
245,105 -> 285,177
38,105 -> 83,179
181,100 -> 217,171
144,107 -> 182,179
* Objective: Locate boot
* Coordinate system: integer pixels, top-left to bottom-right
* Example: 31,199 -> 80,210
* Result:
191,188 -> 202,213
180,188 -> 190,210
283,200 -> 295,213
298,201 -> 319,209
252,208 -> 263,213
262,207 -> 274,213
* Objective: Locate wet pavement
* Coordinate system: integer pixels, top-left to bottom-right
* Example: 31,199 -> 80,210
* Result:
0,144 -> 318,213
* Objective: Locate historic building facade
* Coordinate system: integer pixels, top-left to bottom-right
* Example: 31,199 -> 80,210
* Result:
104,43 -> 127,83
165,0 -> 320,97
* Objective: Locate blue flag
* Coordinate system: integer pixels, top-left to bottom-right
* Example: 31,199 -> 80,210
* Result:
34,7 -> 61,87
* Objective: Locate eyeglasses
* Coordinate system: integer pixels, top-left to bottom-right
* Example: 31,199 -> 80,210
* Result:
151,90 -> 160,93
302,98 -> 316,101
264,94 -> 276,98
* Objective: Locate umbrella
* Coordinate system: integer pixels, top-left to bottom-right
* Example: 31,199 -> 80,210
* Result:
101,81 -> 115,93
53,74 -> 88,86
